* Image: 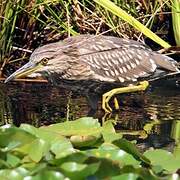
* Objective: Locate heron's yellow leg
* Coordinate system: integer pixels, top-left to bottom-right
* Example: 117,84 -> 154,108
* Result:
103,96 -> 119,113
102,81 -> 149,113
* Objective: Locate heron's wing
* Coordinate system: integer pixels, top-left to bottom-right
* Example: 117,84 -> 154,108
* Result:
63,35 -> 179,82
88,49 -> 179,82
81,47 -> 158,82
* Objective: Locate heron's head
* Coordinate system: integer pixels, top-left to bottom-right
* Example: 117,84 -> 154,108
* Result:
4,41 -> 68,83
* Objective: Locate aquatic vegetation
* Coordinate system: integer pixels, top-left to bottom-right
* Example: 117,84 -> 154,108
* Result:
0,117 -> 179,179
0,0 -> 178,71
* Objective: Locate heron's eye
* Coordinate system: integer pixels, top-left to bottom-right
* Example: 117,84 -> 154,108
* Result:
40,58 -> 49,65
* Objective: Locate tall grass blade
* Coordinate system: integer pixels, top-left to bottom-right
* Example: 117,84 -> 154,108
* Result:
92,0 -> 171,48
172,0 -> 180,46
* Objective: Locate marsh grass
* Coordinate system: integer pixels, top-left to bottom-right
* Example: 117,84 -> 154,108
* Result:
172,0 -> 180,46
0,0 -> 178,76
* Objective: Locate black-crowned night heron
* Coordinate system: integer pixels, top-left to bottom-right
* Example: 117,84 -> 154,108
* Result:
5,35 -> 180,114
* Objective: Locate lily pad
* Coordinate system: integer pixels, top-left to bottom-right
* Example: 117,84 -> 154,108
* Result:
144,149 -> 180,173
86,143 -> 140,166
27,170 -> 65,180
111,173 -> 139,180
50,138 -> 75,159
0,169 -> 24,180
60,162 -> 100,179
40,117 -> 101,137
0,125 -> 36,148
112,139 -> 150,165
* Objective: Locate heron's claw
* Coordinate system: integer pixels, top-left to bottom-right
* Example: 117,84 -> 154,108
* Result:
102,81 -> 149,113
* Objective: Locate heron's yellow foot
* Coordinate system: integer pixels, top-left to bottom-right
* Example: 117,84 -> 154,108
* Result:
102,81 -> 149,113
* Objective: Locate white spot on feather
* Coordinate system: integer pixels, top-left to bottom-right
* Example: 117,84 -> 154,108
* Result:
114,69 -> 119,76
118,51 -> 122,57
132,44 -> 140,48
114,44 -> 120,48
130,62 -> 136,69
88,56 -> 93,64
144,51 -> 150,56
107,53 -> 112,59
96,45 -> 104,50
113,59 -> 119,65
105,71 -> 110,76
138,71 -> 147,77
130,49 -> 136,55
118,58 -> 123,64
118,77 -> 125,82
122,50 -> 126,56
122,66 -> 127,73
132,78 -> 137,82
112,53 -> 117,58
126,64 -> 131,70
149,58 -> 157,72
128,54 -> 133,59
92,45 -> 100,51
119,68 -> 123,74
126,77 -> 131,80
133,74 -> 139,78
137,54 -> 143,60
110,70 -> 115,76
107,60 -> 113,66
115,53 -> 122,59
135,59 -> 140,65
93,57 -> 100,66
122,56 -> 127,62
99,54 -> 104,60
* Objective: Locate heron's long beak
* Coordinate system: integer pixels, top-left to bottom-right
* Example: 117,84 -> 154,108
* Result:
4,62 -> 41,83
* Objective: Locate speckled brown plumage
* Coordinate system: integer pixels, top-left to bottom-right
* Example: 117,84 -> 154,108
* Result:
29,35 -> 179,84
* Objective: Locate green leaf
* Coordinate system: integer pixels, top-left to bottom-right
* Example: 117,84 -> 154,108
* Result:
20,124 -> 38,136
61,162 -> 87,172
112,139 -> 150,165
102,121 -> 123,143
28,139 -> 50,162
14,167 -> 29,177
93,158 -> 121,178
70,134 -> 102,148
0,169 -> 24,180
27,170 -> 65,180
0,159 -> 10,168
87,143 -> 140,166
111,173 -> 139,180
20,124 -> 64,143
6,153 -> 21,167
50,138 -> 75,159
51,152 -> 88,166
40,117 -> 101,137
0,125 -> 36,148
120,165 -> 157,180
60,162 -> 100,179
1,141 -> 21,152
144,149 -> 180,173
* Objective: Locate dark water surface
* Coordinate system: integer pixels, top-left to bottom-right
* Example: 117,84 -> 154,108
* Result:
0,78 -> 180,150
